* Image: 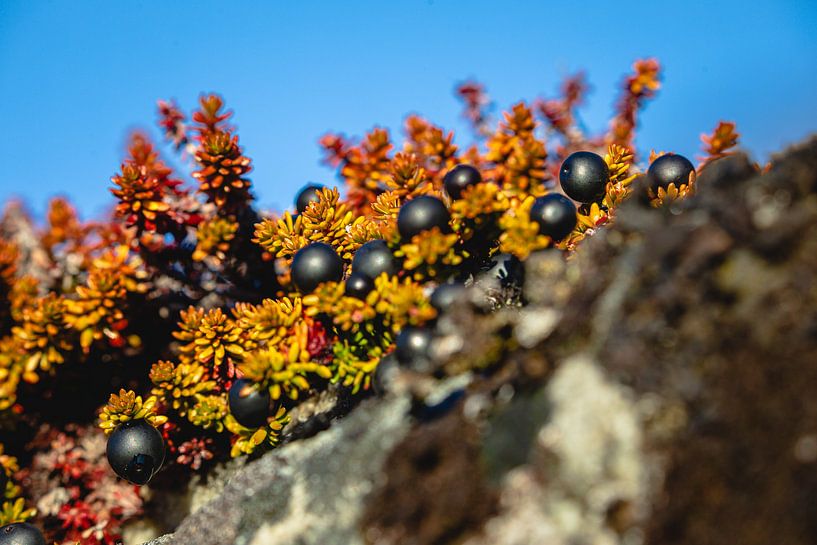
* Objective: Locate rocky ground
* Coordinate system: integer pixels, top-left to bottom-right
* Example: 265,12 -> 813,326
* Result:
141,136 -> 817,545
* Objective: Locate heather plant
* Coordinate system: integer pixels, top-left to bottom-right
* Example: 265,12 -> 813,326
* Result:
0,59 -> 742,544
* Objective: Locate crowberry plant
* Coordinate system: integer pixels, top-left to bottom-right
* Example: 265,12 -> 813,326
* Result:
0,59 -> 742,544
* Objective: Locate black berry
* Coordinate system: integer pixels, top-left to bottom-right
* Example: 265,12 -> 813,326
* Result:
430,282 -> 466,313
229,378 -> 271,429
559,151 -> 609,203
394,326 -> 434,369
443,164 -> 482,200
291,242 -> 344,293
295,184 -> 323,213
529,193 -> 577,240
345,271 -> 374,300
397,196 -> 450,240
352,239 -> 398,279
647,154 -> 695,190
0,523 -> 46,545
106,420 -> 165,485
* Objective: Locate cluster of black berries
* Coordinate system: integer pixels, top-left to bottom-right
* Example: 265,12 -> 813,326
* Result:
227,194 -> 408,430
289,232 -> 400,298
288,192 -> 452,300
103,151 -> 696,486
558,149 -> 695,206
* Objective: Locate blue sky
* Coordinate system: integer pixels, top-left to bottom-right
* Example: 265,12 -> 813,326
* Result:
1,0 -> 815,219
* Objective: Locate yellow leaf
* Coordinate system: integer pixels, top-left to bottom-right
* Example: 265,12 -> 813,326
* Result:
251,428 -> 267,446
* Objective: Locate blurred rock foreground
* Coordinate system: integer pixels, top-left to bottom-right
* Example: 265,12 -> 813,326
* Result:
143,137 -> 817,545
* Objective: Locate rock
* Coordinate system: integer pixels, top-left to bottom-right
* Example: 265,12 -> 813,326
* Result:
466,355 -> 647,545
362,406 -> 497,545
144,395 -> 411,545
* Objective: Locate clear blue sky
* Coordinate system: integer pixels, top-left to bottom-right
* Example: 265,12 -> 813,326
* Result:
1,0 -> 815,219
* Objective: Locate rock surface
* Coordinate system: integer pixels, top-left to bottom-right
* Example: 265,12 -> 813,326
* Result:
144,394 -> 411,545
144,137 -> 817,545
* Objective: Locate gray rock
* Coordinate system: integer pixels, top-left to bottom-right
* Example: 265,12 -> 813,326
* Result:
467,355 -> 647,545
143,394 -> 411,545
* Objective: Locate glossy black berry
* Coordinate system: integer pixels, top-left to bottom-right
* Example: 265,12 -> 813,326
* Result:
397,196 -> 450,240
352,239 -> 398,279
0,523 -> 47,545
443,164 -> 482,200
295,184 -> 323,213
229,378 -> 271,429
559,151 -> 609,203
291,242 -> 344,293
529,193 -> 577,240
106,420 -> 165,485
394,326 -> 434,369
647,154 -> 695,190
430,282 -> 466,313
345,271 -> 374,300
